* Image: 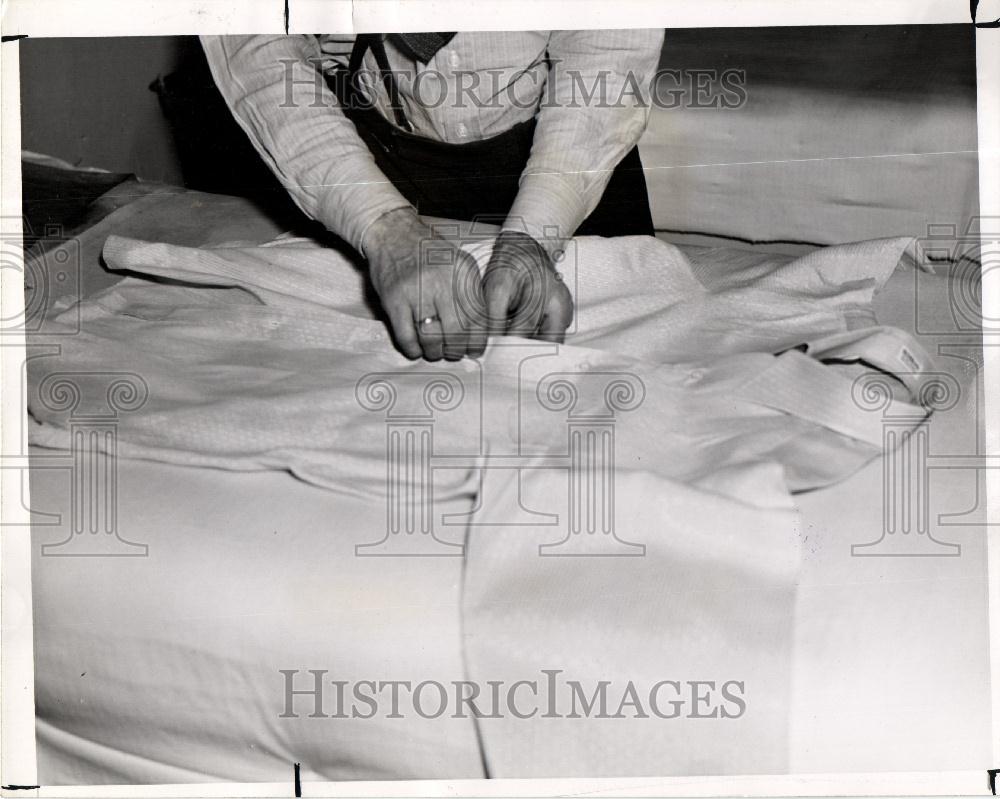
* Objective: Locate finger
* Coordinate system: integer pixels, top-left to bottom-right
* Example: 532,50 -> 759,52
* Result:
466,313 -> 488,359
459,259 -> 489,358
386,302 -> 422,359
435,296 -> 469,361
452,250 -> 487,324
537,283 -> 574,343
415,312 -> 445,361
483,270 -> 517,336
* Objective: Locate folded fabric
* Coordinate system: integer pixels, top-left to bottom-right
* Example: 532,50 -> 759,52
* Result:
28,233 -> 927,496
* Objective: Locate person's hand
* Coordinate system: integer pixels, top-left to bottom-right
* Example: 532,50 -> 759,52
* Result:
482,231 -> 573,342
364,208 -> 487,361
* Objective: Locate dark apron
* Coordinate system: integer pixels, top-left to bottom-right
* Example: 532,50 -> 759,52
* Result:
326,37 -> 655,236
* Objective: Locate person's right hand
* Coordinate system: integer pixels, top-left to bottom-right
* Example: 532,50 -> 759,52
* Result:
364,208 -> 488,361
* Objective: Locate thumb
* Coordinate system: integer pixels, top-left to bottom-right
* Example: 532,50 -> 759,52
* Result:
537,284 -> 573,343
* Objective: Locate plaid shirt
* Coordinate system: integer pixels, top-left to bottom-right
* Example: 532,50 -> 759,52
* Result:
202,30 -> 664,259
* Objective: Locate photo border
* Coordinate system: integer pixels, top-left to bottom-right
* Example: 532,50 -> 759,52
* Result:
1,1 -> 996,796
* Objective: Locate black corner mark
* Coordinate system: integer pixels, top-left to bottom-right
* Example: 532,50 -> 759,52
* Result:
2,786 -> 42,791
971,0 -> 1000,26
988,768 -> 999,796
2,35 -> 29,43
293,761 -> 302,797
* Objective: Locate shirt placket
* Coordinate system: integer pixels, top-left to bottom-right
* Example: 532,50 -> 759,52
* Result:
438,45 -> 482,143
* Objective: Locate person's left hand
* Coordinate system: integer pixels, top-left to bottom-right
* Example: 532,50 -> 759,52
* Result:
482,231 -> 574,343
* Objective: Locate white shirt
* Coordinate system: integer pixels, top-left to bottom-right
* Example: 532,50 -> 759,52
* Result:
201,31 -> 664,259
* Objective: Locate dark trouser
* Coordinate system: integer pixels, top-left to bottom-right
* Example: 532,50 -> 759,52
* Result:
328,71 -> 655,238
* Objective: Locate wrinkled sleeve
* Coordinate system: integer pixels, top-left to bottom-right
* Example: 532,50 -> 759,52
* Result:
201,35 -> 412,254
503,29 -> 664,259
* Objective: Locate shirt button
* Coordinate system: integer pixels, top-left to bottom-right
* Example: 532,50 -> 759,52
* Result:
456,122 -> 468,138
448,50 -> 460,68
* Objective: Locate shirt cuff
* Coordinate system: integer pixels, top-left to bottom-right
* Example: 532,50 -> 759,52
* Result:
502,172 -> 588,263
355,198 -> 416,259
314,170 -> 414,257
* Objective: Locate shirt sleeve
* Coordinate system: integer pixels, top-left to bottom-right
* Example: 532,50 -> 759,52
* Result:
200,35 -> 413,255
503,29 -> 665,260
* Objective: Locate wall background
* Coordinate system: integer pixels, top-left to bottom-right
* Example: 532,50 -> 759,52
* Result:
19,36 -> 202,184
